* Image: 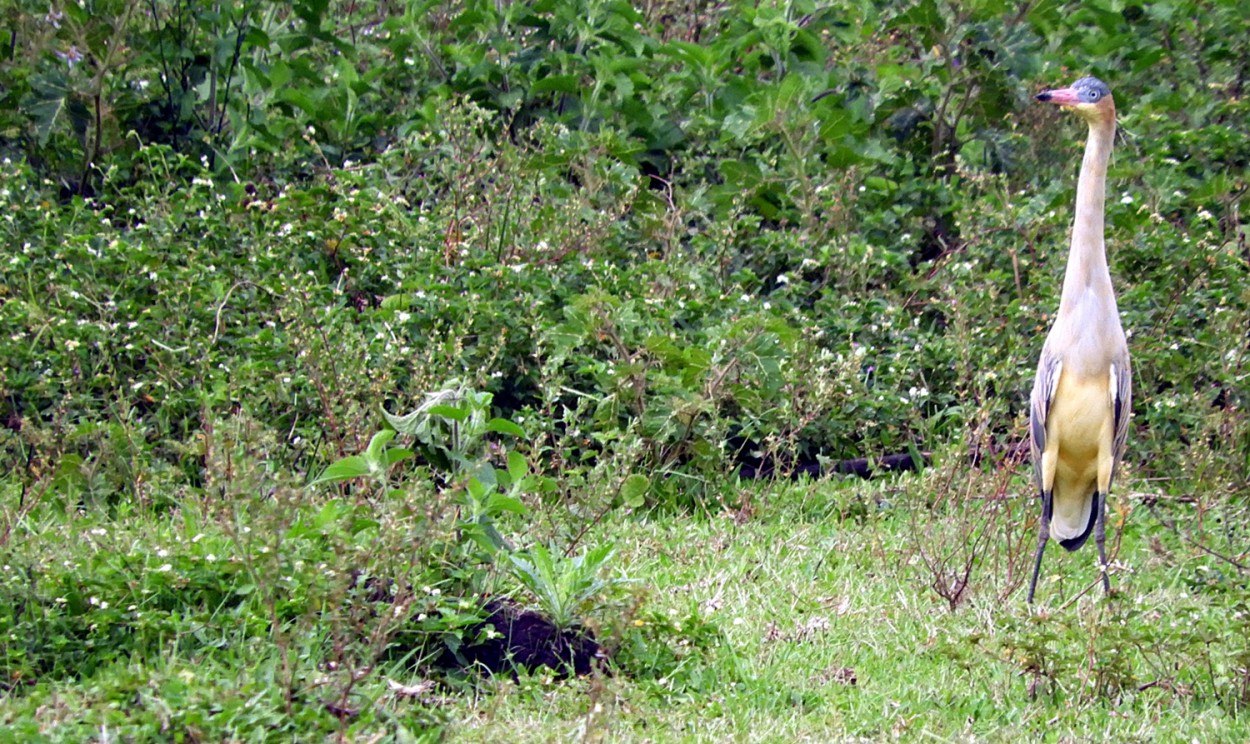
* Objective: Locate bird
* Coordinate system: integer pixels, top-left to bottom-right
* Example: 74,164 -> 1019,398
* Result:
1026,76 -> 1131,604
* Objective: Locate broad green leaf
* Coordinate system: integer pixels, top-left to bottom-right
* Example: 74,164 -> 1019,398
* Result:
350,517 -> 380,534
309,455 -> 370,485
382,405 -> 423,434
385,447 -> 414,466
276,88 -> 319,117
426,404 -> 468,421
507,450 -> 527,483
531,75 -> 580,94
28,73 -> 71,146
364,429 -> 396,463
485,493 -> 527,516
380,294 -> 412,311
620,474 -> 650,508
485,418 -> 526,437
660,40 -> 713,68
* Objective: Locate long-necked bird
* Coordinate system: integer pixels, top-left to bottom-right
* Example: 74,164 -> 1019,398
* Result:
1027,76 -> 1131,603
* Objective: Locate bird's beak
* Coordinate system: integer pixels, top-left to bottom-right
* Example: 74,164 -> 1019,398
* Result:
1035,86 -> 1082,106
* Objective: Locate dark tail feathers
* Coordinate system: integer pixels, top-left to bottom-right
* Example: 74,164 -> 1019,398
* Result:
1058,492 -> 1100,552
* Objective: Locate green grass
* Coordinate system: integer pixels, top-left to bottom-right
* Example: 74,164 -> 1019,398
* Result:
440,482 -> 1246,742
3,471 -> 1246,741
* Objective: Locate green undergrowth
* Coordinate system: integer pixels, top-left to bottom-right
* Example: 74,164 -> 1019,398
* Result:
1,471 -> 1247,741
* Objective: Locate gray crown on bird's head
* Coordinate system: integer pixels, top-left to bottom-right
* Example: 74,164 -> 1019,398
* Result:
1068,77 -> 1112,103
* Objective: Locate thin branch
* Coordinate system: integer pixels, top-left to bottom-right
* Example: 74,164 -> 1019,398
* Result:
212,280 -> 272,344
1146,501 -> 1249,572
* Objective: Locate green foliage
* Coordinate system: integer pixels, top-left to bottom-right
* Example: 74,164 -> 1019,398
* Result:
0,0 -> 1243,526
4,1 -> 1246,487
383,384 -> 525,481
989,587 -> 1250,711
607,602 -> 729,696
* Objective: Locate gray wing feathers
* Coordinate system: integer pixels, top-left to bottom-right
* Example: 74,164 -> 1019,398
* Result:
1109,356 -> 1131,485
1029,350 -> 1062,493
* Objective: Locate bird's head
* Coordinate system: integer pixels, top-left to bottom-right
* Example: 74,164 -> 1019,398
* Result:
1035,76 -> 1115,123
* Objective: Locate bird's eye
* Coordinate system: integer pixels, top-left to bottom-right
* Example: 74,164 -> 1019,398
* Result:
1087,90 -> 1101,101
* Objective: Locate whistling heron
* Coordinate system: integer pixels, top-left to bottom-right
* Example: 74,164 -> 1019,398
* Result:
1026,76 -> 1131,603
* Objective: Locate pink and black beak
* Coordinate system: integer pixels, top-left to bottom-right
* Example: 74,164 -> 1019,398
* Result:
1035,86 -> 1083,106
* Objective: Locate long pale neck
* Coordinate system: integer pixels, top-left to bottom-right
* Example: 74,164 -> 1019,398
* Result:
1057,115 -> 1116,318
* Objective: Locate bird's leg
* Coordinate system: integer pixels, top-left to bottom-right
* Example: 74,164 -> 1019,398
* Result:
1027,491 -> 1053,604
1095,492 -> 1110,594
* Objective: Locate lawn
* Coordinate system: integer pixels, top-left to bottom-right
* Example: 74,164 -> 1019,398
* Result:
3,467 -> 1247,741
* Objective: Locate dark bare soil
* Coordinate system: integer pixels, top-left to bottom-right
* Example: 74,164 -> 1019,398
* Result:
456,599 -> 603,678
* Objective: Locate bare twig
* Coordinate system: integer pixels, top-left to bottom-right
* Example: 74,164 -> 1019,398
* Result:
1146,501 -> 1249,572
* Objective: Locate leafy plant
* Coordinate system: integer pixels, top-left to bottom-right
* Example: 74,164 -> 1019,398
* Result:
309,428 -> 413,493
382,383 -> 525,483
507,543 -> 629,631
